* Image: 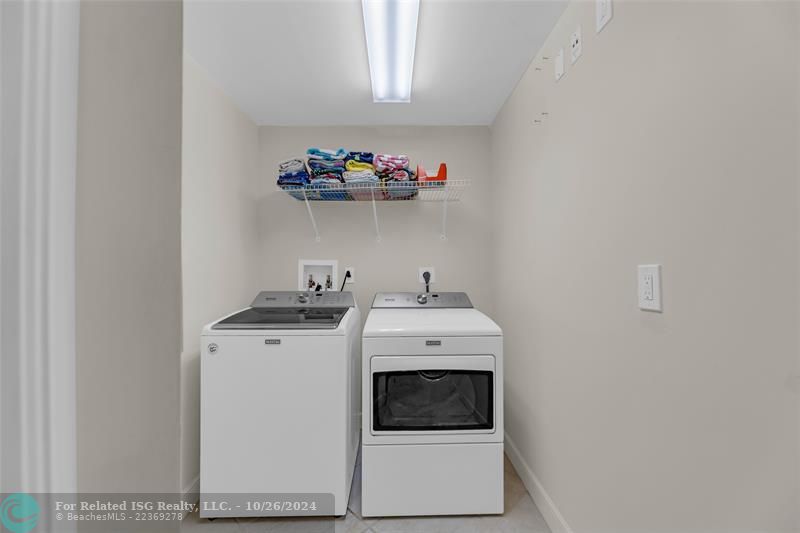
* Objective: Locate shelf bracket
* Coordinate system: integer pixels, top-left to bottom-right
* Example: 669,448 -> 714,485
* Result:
371,187 -> 381,242
440,195 -> 448,240
302,189 -> 321,242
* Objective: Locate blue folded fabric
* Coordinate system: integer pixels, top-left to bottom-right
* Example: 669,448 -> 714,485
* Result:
345,151 -> 374,164
306,147 -> 348,160
308,159 -> 345,176
277,170 -> 310,186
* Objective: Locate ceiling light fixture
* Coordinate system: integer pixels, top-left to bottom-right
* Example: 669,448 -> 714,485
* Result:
362,0 -> 420,103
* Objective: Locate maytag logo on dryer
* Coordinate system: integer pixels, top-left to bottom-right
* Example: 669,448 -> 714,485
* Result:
264,339 -> 281,345
426,340 -> 442,346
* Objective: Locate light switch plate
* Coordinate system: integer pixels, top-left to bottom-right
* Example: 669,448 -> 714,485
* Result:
418,267 -> 436,284
638,264 -> 662,312
554,48 -> 565,81
570,27 -> 583,64
344,266 -> 354,284
596,0 -> 613,32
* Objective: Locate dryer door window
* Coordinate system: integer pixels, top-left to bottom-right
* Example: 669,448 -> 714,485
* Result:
372,370 -> 493,431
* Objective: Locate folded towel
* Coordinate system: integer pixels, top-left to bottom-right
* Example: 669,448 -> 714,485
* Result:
345,159 -> 375,173
278,158 -> 306,175
375,154 -> 410,173
343,169 -> 377,182
307,147 -> 348,160
311,173 -> 344,183
308,158 -> 345,171
277,170 -> 310,186
346,151 -> 374,164
387,169 -> 413,181
311,176 -> 344,185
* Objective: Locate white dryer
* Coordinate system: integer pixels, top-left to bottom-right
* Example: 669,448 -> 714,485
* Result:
361,292 -> 503,517
201,291 -> 360,518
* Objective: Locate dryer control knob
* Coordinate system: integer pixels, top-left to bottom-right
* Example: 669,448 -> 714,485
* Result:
297,293 -> 309,304
417,293 -> 428,304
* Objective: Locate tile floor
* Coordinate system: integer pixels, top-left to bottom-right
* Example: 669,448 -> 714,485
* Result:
181,454 -> 551,533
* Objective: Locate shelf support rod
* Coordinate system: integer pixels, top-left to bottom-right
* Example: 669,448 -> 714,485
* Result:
371,187 -> 381,242
440,194 -> 448,240
302,189 -> 321,242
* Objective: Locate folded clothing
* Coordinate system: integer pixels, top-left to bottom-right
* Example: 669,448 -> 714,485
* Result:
307,147 -> 347,160
277,170 -> 310,185
311,172 -> 344,183
277,157 -> 310,186
343,169 -> 378,182
311,176 -> 343,184
345,151 -> 374,164
308,158 -> 345,171
387,169 -> 413,181
345,159 -> 374,173
278,158 -> 306,175
374,154 -> 410,174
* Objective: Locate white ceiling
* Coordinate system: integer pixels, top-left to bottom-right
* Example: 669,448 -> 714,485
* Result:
185,1 -> 567,126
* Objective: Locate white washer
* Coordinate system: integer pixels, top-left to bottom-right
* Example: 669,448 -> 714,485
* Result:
201,291 -> 360,518
361,292 -> 503,517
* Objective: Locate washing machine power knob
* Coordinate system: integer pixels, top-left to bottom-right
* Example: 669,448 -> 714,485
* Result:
417,294 -> 428,304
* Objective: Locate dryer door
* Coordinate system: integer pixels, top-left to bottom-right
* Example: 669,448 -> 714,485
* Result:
370,355 -> 495,435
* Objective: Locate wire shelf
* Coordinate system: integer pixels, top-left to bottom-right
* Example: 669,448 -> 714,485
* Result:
277,179 -> 470,202
277,179 -> 470,242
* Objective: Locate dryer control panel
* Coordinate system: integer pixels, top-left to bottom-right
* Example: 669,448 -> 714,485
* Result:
250,291 -> 355,308
371,292 -> 473,309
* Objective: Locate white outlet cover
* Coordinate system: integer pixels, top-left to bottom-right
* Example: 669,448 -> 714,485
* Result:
554,48 -> 565,81
418,267 -> 436,284
570,26 -> 583,64
596,0 -> 613,33
344,267 -> 354,283
638,264 -> 662,312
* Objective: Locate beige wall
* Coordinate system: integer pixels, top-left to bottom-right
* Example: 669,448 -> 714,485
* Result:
491,1 -> 800,532
258,126 -> 492,314
180,56 -> 262,494
76,0 -> 182,492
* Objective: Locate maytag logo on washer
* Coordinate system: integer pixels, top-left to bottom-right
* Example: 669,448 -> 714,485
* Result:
265,339 -> 281,345
426,340 -> 442,346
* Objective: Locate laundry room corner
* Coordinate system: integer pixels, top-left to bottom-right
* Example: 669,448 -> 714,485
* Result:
180,55 -> 264,500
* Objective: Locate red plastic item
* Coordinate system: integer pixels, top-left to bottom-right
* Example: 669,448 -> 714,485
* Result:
417,163 -> 447,183
417,163 -> 447,181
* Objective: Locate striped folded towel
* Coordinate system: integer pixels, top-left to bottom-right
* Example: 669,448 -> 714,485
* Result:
306,147 -> 348,160
343,170 -> 377,182
375,154 -> 410,174
278,158 -> 306,176
308,158 -> 345,170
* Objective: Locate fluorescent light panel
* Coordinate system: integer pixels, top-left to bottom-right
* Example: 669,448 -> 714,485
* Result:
362,0 -> 420,103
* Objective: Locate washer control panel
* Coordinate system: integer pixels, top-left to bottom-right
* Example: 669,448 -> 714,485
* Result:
250,291 -> 355,308
372,292 -> 473,309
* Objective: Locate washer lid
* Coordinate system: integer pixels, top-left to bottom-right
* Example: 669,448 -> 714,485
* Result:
212,306 -> 349,330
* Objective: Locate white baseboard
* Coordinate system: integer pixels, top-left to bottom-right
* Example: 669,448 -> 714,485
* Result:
505,432 -> 574,533
182,475 -> 200,506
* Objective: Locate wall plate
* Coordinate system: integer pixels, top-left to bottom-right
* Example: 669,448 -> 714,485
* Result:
570,26 -> 583,64
554,48 -> 565,81
638,264 -> 662,312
